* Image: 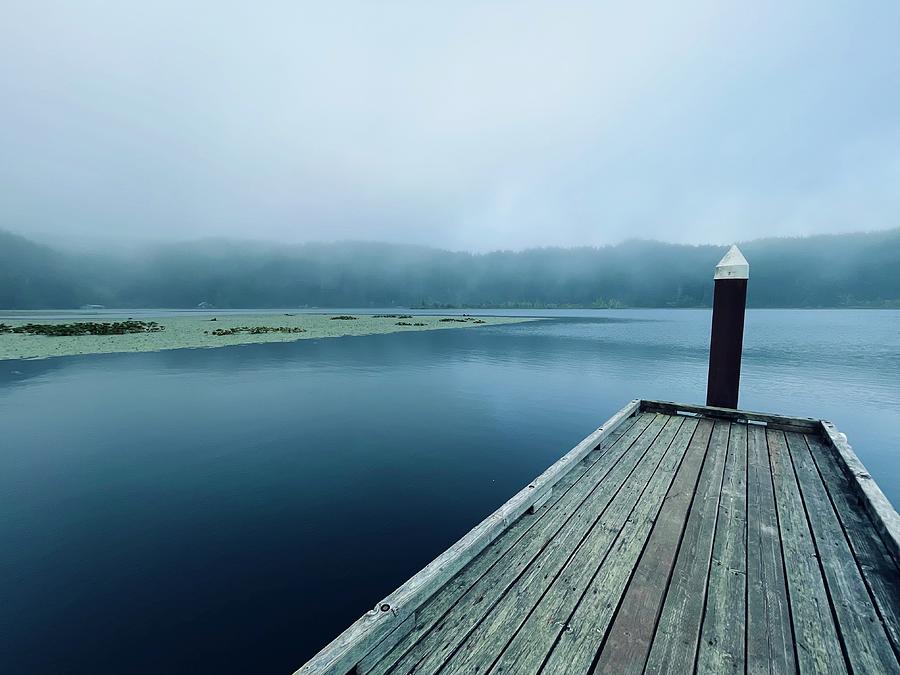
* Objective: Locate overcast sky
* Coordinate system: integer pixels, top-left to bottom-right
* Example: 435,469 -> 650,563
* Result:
1,1 -> 898,251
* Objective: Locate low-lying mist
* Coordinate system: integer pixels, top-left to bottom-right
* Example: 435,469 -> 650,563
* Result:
2,229 -> 898,310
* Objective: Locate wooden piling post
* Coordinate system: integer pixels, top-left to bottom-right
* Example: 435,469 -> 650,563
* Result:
706,245 -> 749,409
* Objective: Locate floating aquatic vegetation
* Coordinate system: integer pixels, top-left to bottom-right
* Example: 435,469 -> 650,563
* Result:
330,315 -> 358,320
396,321 -> 413,326
437,317 -> 487,324
0,314 -> 535,360
374,314 -> 413,319
0,320 -> 165,336
205,326 -> 307,336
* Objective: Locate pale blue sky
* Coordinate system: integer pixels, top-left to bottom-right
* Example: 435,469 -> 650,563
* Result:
1,1 -> 898,250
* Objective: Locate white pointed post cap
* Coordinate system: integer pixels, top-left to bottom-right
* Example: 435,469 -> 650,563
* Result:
714,245 -> 749,280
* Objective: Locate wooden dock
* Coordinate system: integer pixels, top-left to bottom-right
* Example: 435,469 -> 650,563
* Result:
297,400 -> 900,674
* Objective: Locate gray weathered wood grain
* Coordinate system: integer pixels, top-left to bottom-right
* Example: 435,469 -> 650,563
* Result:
366,414 -> 659,674
472,417 -> 691,674
301,403 -> 900,675
806,433 -> 900,658
820,420 -> 900,566
786,432 -> 900,674
539,417 -> 703,674
745,424 -> 795,675
394,415 -> 675,674
695,421 -> 747,674
358,413 -> 648,675
294,400 -> 639,674
355,612 -> 415,674
768,428 -> 847,675
644,419 -> 731,675
641,399 -> 819,433
591,418 -> 714,675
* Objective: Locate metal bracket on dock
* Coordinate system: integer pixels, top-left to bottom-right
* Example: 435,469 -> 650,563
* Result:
528,487 -> 553,514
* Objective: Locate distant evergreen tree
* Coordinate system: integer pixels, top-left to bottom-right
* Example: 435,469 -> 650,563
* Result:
1,228 -> 898,309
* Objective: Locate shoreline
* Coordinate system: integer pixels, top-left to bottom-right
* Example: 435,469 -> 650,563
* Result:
0,313 -> 537,361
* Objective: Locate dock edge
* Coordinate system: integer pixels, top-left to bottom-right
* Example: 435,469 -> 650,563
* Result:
293,399 -> 641,674
294,399 -> 900,674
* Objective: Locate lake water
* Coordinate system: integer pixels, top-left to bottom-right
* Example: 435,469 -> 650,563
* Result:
1,309 -> 898,674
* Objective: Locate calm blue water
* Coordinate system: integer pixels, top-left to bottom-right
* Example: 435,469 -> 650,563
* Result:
1,309 -> 898,674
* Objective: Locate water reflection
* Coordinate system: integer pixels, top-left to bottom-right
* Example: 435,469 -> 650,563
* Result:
0,310 -> 897,674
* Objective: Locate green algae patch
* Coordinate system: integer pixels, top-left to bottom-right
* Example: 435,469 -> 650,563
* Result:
0,314 -> 536,360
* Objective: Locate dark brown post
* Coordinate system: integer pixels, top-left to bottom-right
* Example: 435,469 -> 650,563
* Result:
706,245 -> 749,409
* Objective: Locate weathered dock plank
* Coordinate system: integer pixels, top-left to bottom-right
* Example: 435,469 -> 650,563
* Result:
641,399 -> 820,433
644,419 -> 731,675
372,413 -> 664,674
359,413 -> 652,675
436,416 -> 685,674
805,434 -> 900,658
745,424 -> 794,675
296,402 -> 900,675
592,418 -> 714,675
515,417 -> 699,674
786,432 -> 900,674
768,428 -> 847,674
295,399 -> 641,675
820,421 -> 900,573
696,421 -> 748,674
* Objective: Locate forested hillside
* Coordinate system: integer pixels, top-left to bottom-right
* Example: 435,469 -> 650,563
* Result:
2,229 -> 898,309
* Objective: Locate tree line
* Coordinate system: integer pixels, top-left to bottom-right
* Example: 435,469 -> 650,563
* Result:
2,228 -> 898,309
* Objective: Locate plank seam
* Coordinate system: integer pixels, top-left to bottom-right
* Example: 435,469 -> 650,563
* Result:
449,417 -> 675,675
820,421 -> 900,566
420,415 -> 670,674
638,420 -> 715,675
765,429 -> 800,673
639,400 -> 820,433
585,419 -> 712,674
744,421 -> 750,675
640,420 -> 730,675
298,401 -> 641,674
804,434 -> 900,663
785,432 -> 854,674
369,415 -> 645,673
690,421 -> 732,675
530,419 -> 690,674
